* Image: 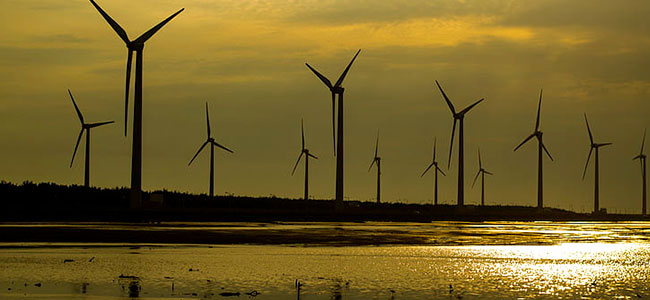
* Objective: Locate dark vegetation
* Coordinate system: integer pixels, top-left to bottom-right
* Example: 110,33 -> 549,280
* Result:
0,180 -> 646,222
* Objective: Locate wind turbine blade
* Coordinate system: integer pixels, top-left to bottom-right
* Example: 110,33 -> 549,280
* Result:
213,141 -> 234,153
484,170 -> 494,175
584,113 -> 594,145
459,98 -> 484,115
633,154 -> 642,160
478,148 -> 482,169
513,133 -> 535,152
88,120 -> 115,128
305,63 -> 332,88
124,50 -> 133,136
68,89 -> 84,125
540,139 -> 554,161
188,141 -> 209,166
374,131 -> 379,158
331,92 -> 336,155
599,142 -> 613,147
301,118 -> 305,150
535,89 -> 542,131
448,119 -> 456,169
472,170 -> 481,187
89,0 -> 130,44
435,80 -> 456,115
421,163 -> 434,177
291,152 -> 304,176
436,164 -> 446,176
70,128 -> 85,167
133,8 -> 184,44
640,129 -> 646,155
334,49 -> 361,87
433,137 -> 437,161
205,102 -> 211,138
582,147 -> 593,180
308,153 -> 318,159
368,158 -> 376,172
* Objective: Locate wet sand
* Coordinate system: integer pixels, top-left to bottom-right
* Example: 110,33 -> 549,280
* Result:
1,221 -> 649,246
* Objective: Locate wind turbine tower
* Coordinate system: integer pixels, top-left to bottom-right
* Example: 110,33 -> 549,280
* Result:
514,90 -> 553,209
472,148 -> 493,206
582,114 -> 612,214
368,132 -> 381,204
633,129 -> 647,215
305,50 -> 361,208
89,0 -> 184,208
435,80 -> 484,207
291,119 -> 318,201
188,103 -> 233,197
421,138 -> 446,205
68,89 -> 114,187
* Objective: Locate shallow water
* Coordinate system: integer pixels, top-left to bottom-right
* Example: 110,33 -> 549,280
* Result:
1,221 -> 649,299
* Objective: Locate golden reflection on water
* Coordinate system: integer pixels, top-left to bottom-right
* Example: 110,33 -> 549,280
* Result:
451,243 -> 646,299
1,222 -> 650,299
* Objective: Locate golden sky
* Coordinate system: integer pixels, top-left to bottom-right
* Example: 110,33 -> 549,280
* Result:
1,0 -> 649,212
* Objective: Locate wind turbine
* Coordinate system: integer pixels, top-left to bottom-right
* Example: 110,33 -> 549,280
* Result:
421,138 -> 446,205
633,129 -> 646,215
472,148 -> 493,206
514,89 -> 553,209
89,0 -> 184,208
368,132 -> 381,204
291,119 -> 318,201
582,114 -> 612,214
188,103 -> 233,198
436,80 -> 484,207
68,89 -> 114,187
305,49 -> 361,208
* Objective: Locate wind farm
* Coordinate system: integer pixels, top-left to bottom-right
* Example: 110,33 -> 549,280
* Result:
3,1 -> 650,299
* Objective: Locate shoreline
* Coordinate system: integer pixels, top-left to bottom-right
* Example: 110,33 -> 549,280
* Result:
1,221 -> 649,247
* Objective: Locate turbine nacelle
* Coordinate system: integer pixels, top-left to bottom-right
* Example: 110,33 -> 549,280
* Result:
330,86 -> 345,94
593,143 -> 612,149
126,42 -> 144,51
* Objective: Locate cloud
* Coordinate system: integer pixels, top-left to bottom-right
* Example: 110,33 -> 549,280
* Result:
499,0 -> 650,33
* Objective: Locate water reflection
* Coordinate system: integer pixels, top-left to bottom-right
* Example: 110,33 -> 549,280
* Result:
0,222 -> 649,299
118,276 -> 140,298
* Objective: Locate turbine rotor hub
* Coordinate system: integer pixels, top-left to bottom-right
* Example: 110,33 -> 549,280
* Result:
127,42 -> 144,51
331,86 -> 344,94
